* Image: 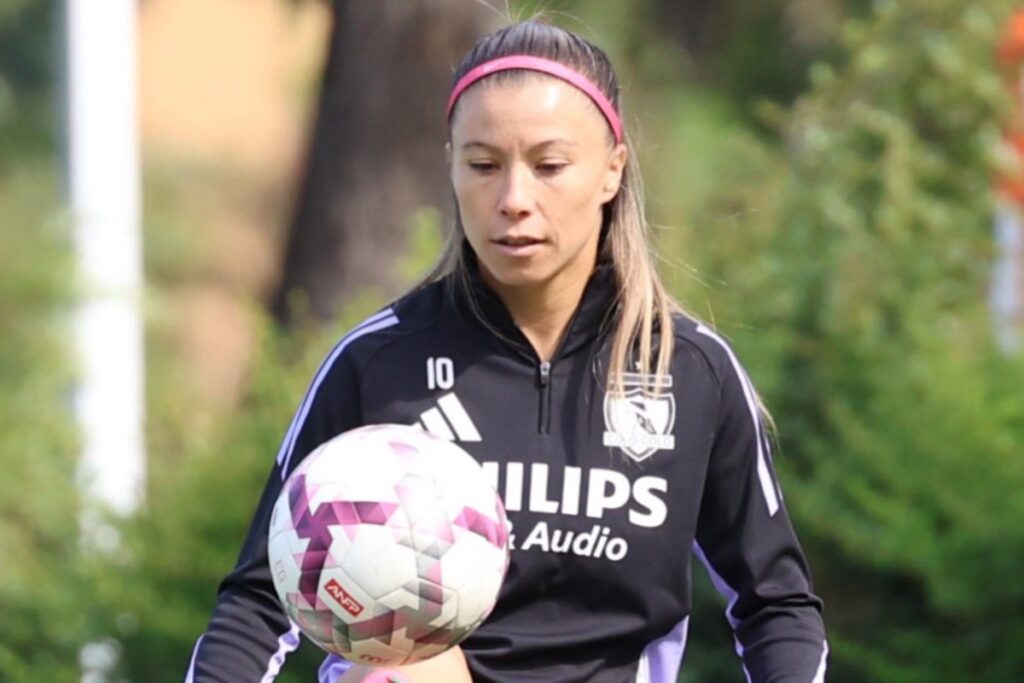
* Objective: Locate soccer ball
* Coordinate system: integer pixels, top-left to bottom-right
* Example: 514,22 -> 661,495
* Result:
267,424 -> 510,666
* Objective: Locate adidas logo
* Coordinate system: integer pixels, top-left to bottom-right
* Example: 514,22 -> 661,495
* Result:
414,392 -> 481,442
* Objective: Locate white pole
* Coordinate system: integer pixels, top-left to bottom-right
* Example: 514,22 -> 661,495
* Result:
992,202 -> 1023,354
66,0 -> 145,518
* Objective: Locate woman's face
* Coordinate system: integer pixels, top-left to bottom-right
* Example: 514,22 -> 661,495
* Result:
449,76 -> 627,298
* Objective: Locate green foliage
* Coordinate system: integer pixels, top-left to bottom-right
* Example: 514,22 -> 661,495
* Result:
636,91 -> 791,682
83,155 -> 380,680
0,6 -> 96,682
0,0 -> 52,89
106,291 -> 397,680
774,4 -> 1024,678
655,1 -> 1024,680
0,0 -> 56,170
18,2 -> 1017,682
0,163 -> 85,683
97,314 -> 368,682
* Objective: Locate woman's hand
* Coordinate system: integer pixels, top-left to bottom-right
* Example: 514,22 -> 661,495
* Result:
336,646 -> 472,683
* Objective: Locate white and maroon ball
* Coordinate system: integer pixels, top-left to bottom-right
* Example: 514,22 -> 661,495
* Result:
268,424 -> 510,666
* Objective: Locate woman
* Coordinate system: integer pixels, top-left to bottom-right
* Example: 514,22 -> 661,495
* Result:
186,20 -> 828,683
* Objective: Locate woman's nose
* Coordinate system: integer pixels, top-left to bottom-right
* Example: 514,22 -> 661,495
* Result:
499,165 -> 533,219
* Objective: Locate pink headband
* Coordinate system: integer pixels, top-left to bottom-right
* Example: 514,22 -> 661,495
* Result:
446,55 -> 623,144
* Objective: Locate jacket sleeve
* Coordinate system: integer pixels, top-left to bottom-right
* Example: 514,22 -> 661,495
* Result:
693,334 -> 828,683
185,341 -> 364,682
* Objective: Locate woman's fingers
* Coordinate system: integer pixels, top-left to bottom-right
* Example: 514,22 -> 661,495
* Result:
336,646 -> 472,683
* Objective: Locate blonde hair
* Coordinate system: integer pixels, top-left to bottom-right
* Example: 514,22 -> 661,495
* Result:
429,20 -> 681,398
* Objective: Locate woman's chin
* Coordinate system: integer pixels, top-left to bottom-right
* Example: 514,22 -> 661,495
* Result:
478,260 -> 551,292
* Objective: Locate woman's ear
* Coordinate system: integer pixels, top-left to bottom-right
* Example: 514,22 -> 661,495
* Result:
445,141 -> 453,166
601,143 -> 628,202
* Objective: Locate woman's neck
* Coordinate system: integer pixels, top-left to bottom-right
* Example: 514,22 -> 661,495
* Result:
485,271 -> 591,362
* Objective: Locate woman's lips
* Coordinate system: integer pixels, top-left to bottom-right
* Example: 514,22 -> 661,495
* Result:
492,236 -> 546,257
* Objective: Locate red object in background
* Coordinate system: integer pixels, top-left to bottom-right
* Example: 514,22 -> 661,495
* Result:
998,10 -> 1024,67
997,9 -> 1024,206
998,132 -> 1024,206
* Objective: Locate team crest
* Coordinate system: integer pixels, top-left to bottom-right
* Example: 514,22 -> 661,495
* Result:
602,373 -> 676,462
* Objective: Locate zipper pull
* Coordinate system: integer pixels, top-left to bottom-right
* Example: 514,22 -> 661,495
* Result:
538,361 -> 551,387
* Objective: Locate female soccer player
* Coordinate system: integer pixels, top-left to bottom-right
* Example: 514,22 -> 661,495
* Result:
186,19 -> 828,683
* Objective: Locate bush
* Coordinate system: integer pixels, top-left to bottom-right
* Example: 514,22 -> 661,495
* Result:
0,163 -> 84,682
664,1 -> 1024,680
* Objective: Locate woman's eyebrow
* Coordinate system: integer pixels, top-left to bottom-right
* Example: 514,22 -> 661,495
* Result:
461,140 -> 499,152
531,138 -> 579,150
460,138 -> 578,152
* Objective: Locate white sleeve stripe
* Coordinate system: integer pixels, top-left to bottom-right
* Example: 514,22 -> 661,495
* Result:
635,616 -> 690,683
693,541 -> 753,680
695,542 -> 828,682
813,640 -> 830,683
318,654 -> 353,683
277,309 -> 397,467
695,324 -> 780,516
183,624 -> 303,683
276,310 -> 400,479
183,634 -> 203,682
258,623 -> 302,683
693,540 -> 741,630
275,308 -> 395,470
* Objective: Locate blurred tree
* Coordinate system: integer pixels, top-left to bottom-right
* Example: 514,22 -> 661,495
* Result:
0,0 -> 54,168
0,0 -> 51,91
80,1 -> 1024,682
271,0 -> 502,325
650,0 -> 723,62
661,0 -> 1024,680
100,310 -> 387,682
650,0 -> 874,118
0,170 -> 81,683
270,0 -> 877,325
0,2 -> 89,681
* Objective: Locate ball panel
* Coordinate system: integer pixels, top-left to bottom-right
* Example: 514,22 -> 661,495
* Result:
336,525 -> 419,601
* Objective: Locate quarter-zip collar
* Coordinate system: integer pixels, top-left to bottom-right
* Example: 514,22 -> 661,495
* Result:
449,247 -> 619,362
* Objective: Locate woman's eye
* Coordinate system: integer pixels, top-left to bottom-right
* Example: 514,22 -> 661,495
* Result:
468,161 -> 498,173
536,162 -> 568,175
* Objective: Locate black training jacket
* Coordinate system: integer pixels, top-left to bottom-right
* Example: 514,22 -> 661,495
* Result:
186,263 -> 828,683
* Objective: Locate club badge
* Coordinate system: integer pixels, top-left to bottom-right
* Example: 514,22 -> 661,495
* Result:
602,372 -> 676,462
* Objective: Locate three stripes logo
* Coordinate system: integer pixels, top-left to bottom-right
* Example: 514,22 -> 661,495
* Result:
414,393 -> 481,442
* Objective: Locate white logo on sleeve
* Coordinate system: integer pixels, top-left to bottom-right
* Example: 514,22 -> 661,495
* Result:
414,392 -> 481,442
603,372 -> 676,462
